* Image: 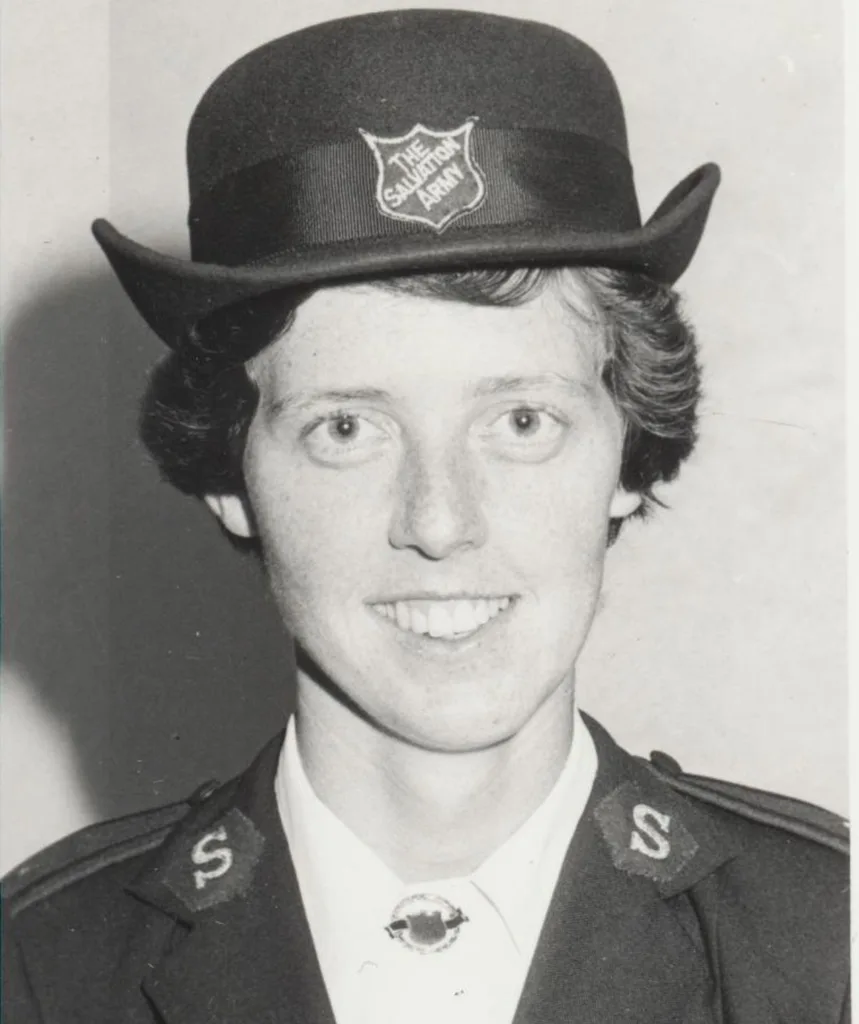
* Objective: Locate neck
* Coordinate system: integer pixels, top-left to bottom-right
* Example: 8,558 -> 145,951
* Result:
294,672 -> 576,882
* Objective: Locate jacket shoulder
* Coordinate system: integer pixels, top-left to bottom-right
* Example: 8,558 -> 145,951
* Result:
2,783 -> 217,918
647,750 -> 849,856
645,751 -> 849,1021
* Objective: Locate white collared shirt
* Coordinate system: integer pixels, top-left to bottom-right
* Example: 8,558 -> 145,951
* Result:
275,709 -> 597,1024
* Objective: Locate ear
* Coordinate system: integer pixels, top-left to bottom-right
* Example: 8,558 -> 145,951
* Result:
203,493 -> 257,539
608,486 -> 643,520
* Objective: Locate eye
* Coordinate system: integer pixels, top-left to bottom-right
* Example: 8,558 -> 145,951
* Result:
302,411 -> 391,465
508,408 -> 543,436
327,414 -> 361,441
480,406 -> 568,461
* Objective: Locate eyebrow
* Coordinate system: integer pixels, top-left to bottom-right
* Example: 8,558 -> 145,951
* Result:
473,373 -> 595,398
267,387 -> 391,417
268,373 -> 594,416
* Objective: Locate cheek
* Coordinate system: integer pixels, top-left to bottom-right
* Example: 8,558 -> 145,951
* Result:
486,434 -> 620,558
245,448 -> 388,598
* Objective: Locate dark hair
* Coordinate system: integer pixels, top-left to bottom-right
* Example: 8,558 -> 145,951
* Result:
140,266 -> 700,539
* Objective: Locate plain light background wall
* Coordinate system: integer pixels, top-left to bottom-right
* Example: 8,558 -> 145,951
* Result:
1,0 -> 846,874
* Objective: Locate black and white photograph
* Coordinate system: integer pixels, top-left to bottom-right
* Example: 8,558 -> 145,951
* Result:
1,1 -> 849,1021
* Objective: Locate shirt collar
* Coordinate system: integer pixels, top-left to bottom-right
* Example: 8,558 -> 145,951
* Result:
472,708 -> 597,954
276,708 -> 597,966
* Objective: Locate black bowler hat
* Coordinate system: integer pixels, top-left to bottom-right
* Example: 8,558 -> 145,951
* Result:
93,9 -> 720,350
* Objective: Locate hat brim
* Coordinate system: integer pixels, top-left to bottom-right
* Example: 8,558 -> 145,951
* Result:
93,163 -> 719,351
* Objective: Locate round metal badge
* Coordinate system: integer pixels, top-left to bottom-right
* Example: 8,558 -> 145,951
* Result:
384,893 -> 469,954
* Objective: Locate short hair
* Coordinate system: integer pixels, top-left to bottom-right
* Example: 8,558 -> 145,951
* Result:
139,266 -> 701,541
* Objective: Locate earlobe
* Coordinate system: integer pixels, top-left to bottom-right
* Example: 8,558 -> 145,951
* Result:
609,486 -> 643,520
203,493 -> 257,538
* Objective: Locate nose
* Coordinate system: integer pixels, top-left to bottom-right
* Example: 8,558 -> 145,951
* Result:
388,442 -> 487,560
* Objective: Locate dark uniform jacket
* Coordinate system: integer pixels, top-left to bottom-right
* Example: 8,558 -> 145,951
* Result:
3,715 -> 849,1023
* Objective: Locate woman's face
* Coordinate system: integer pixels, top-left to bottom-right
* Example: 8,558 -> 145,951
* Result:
210,279 -> 640,753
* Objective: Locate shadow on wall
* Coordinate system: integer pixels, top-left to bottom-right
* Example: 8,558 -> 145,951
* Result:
4,263 -> 294,825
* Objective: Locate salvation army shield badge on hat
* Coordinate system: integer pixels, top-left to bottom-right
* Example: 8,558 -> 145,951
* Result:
359,121 -> 486,231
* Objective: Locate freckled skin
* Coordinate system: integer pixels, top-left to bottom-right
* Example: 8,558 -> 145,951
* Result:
211,281 -> 639,759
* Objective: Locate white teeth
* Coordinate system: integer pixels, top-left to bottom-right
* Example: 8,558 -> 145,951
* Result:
427,604 -> 450,638
451,600 -> 475,633
371,597 -> 514,639
410,606 -> 429,635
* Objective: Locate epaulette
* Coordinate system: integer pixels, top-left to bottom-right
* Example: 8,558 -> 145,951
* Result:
647,751 -> 849,856
2,780 -> 219,917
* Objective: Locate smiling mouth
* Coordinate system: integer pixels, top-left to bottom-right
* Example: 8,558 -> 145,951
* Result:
369,596 -> 513,640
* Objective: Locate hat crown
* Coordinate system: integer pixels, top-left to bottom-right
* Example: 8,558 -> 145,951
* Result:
187,9 -> 629,200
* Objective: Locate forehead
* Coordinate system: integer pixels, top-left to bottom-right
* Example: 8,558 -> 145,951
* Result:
248,276 -> 607,397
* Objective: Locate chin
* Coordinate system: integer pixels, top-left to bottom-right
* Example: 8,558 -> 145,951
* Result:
376,681 -> 556,755
385,717 -> 518,755
297,625 -> 578,752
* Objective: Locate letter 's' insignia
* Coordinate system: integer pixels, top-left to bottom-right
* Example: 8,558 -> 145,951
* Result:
595,782 -> 699,883
630,804 -> 672,860
162,808 -> 264,912
358,120 -> 486,231
191,825 -> 234,890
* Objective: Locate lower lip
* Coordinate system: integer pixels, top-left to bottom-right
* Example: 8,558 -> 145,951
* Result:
369,601 -> 516,653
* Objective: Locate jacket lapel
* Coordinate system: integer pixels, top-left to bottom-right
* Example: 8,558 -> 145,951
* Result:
513,715 -> 740,1024
128,734 -> 337,1024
